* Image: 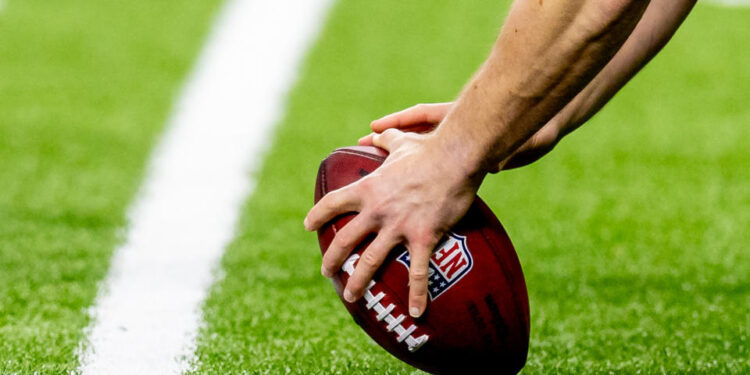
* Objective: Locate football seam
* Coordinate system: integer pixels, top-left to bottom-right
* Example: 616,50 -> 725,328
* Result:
340,254 -> 430,352
319,158 -> 329,196
333,148 -> 386,163
320,150 -> 436,353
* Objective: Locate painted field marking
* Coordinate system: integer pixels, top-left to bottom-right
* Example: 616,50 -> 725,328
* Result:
77,0 -> 331,373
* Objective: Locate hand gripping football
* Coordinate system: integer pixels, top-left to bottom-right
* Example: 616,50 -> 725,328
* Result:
315,146 -> 530,374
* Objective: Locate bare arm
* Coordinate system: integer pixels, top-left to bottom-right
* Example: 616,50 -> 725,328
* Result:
364,0 -> 696,170
503,0 -> 696,168
425,0 -> 649,176
306,0 -> 650,318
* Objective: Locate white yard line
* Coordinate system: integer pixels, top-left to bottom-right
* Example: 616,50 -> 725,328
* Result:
77,0 -> 331,373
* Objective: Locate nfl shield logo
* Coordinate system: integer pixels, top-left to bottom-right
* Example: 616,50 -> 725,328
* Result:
397,232 -> 473,300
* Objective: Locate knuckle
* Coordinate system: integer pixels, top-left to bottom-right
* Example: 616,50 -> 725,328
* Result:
334,232 -> 353,248
324,192 -> 343,209
418,231 -> 440,248
415,104 -> 431,122
410,229 -> 439,249
359,250 -> 380,269
327,186 -> 359,210
382,127 -> 400,137
410,267 -> 430,281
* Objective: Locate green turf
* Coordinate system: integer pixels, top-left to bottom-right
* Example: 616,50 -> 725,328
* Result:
0,0 -> 221,372
192,1 -> 750,374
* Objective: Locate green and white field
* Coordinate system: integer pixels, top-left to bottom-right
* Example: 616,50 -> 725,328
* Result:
1,0 -> 748,374
0,0 -> 221,372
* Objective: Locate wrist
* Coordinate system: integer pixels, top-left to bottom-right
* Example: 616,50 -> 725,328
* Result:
423,130 -> 489,189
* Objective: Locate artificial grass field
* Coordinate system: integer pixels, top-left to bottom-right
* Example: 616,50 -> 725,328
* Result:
192,1 -> 749,374
0,0 -> 748,374
0,0 -> 221,372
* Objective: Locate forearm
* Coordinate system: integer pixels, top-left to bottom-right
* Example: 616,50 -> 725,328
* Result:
552,0 -> 696,133
430,0 -> 649,176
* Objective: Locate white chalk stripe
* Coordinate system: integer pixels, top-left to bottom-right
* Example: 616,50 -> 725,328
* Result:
77,0 -> 332,373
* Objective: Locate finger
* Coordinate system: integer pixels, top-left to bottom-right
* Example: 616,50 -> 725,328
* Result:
321,214 -> 377,278
343,232 -> 401,302
361,125 -> 435,148
304,186 -> 361,231
358,133 -> 375,146
407,242 -> 434,318
370,105 -> 425,132
370,103 -> 451,132
371,128 -> 403,152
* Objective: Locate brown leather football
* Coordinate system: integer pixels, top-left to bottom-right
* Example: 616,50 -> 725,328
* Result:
315,146 -> 529,374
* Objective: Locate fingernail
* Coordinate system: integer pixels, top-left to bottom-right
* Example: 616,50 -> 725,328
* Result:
321,265 -> 332,278
303,217 -> 310,231
410,307 -> 421,318
344,289 -> 355,303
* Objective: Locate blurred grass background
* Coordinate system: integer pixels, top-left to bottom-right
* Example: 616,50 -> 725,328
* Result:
192,1 -> 749,374
0,0 -> 748,373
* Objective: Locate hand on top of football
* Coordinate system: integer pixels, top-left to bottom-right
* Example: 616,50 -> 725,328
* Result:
360,102 -> 564,171
304,127 -> 481,318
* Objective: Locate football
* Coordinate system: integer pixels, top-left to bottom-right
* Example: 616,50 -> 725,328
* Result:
314,146 -> 530,375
